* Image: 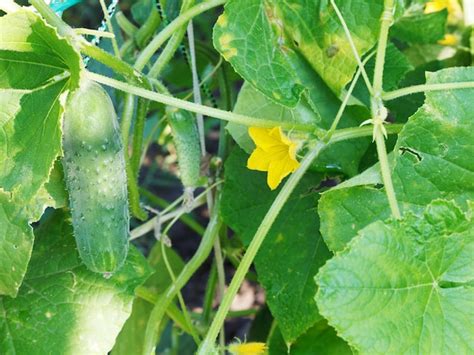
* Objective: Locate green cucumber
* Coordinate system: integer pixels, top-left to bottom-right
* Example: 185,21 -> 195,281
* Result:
62,79 -> 129,274
167,107 -> 202,193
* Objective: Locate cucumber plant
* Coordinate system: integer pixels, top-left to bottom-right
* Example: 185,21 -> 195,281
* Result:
0,0 -> 473,354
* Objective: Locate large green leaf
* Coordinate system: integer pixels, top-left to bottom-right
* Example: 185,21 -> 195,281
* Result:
0,9 -> 81,201
0,192 -> 34,297
319,67 -> 474,251
0,9 -> 80,296
0,210 -> 152,354
213,0 -> 304,106
274,0 -> 383,95
316,200 -> 474,354
220,148 -> 331,343
214,0 -> 383,107
392,9 -> 448,44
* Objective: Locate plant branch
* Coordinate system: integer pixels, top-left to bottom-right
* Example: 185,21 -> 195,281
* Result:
383,81 -> 474,100
198,142 -> 327,354
371,0 -> 401,219
86,71 -> 317,131
372,0 -> 395,98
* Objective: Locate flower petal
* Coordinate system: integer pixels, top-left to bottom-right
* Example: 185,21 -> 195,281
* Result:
247,147 -> 271,171
266,157 -> 300,190
248,127 -> 283,150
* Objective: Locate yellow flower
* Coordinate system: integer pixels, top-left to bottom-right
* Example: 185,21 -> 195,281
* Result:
424,0 -> 462,23
247,127 -> 300,190
228,342 -> 268,355
424,0 -> 450,13
438,33 -> 458,46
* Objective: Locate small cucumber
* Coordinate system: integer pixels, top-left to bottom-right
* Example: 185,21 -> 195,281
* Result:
62,79 -> 129,274
167,108 -> 202,191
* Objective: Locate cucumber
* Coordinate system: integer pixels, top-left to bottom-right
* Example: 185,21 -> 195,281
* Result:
167,107 -> 202,192
62,79 -> 129,274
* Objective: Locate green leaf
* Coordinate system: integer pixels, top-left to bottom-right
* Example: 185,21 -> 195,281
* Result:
316,200 -> 474,354
0,209 -> 152,354
268,320 -> 352,355
112,243 -> 185,354
392,10 -> 448,44
275,0 -> 383,95
213,0 -> 304,106
0,192 -> 34,297
220,148 -> 331,343
319,67 -> 474,251
0,9 -> 81,201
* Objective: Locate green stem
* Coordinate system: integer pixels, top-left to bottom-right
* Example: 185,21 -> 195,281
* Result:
382,81 -> 474,100
135,0 -> 226,71
198,142 -> 327,354
135,286 -> 194,335
374,126 -> 401,218
326,51 -> 375,139
330,124 -> 402,143
371,0 -> 401,219
202,262 -> 218,325
74,28 -> 115,38
372,0 -> 395,98
135,8 -> 162,48
131,98 -> 149,177
86,71 -> 317,131
148,0 -> 195,78
99,0 -> 120,57
116,11 -> 138,36
142,209 -> 223,355
140,188 -> 205,235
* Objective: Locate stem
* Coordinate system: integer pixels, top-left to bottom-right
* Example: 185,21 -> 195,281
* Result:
188,19 -> 226,351
198,142 -> 327,354
74,28 -> 115,38
330,0 -> 374,94
326,51 -> 375,139
160,222 -> 201,344
142,210 -> 223,355
371,0 -> 401,219
330,124 -> 402,143
135,287 -> 194,335
374,126 -> 401,218
148,0 -> 195,78
80,43 -> 144,83
135,8 -> 162,48
382,81 -> 474,100
140,188 -> 205,235
86,71 -> 317,131
116,11 -> 138,36
372,0 -> 395,99
131,98 -> 149,177
135,0 -> 226,71
99,0 -> 120,57
202,262 -> 218,324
